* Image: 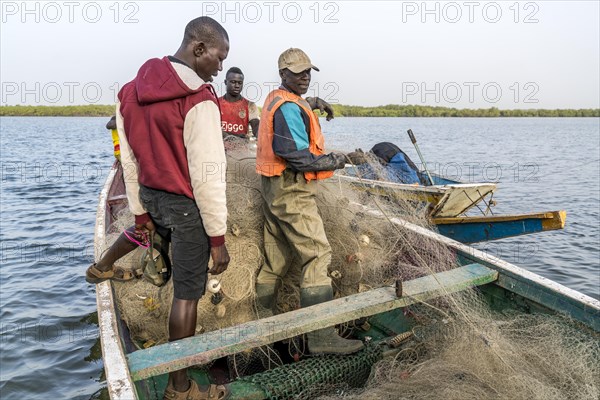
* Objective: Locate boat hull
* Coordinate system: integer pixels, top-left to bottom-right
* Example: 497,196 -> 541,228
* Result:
94,163 -> 598,400
335,169 -> 497,218
432,210 -> 567,243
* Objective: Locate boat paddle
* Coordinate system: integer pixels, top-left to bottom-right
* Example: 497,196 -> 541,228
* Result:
407,129 -> 435,186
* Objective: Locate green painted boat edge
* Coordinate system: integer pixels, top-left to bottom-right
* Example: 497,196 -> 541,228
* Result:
383,212 -> 600,332
127,263 -> 498,381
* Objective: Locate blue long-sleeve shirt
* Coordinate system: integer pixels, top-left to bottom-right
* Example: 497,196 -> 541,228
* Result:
354,152 -> 421,184
272,102 -> 338,172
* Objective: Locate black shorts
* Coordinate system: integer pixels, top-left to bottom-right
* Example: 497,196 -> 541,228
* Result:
139,185 -> 209,300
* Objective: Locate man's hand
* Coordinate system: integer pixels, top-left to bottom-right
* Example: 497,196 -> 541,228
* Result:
306,97 -> 334,121
331,152 -> 347,169
135,219 -> 155,232
209,244 -> 230,275
346,150 -> 368,165
134,220 -> 156,246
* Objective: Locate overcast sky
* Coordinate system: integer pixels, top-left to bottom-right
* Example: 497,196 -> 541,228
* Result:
1,0 -> 599,109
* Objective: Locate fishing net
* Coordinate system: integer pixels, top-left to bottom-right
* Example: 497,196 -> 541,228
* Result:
227,345 -> 285,380
105,143 -> 445,344
316,295 -> 600,400
99,141 -> 599,399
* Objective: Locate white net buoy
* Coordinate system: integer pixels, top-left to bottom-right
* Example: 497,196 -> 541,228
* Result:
359,234 -> 370,247
207,278 -> 221,294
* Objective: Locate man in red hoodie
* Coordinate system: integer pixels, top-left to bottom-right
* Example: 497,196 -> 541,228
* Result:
115,17 -> 230,399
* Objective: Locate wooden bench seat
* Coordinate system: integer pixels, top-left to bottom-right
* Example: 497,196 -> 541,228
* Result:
127,263 -> 498,381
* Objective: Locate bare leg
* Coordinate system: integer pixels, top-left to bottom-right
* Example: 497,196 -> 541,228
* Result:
168,297 -> 199,392
95,227 -> 137,272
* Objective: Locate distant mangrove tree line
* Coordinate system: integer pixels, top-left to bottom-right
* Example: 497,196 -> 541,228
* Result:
1,104 -> 598,117
0,105 -> 115,116
330,104 -> 599,118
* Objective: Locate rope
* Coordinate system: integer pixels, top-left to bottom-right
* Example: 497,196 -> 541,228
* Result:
342,156 -> 517,373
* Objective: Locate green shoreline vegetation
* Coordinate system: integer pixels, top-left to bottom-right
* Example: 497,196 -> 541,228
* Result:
330,104 -> 599,117
0,104 -> 598,117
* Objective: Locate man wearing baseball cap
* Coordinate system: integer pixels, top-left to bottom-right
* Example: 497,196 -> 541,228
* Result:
255,48 -> 363,355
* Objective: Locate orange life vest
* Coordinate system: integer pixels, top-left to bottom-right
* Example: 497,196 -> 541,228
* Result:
256,89 -> 334,181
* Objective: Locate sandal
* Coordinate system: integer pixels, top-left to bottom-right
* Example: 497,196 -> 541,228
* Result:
163,379 -> 229,400
85,263 -> 136,284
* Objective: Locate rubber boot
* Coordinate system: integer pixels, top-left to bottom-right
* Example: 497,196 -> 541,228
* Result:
301,286 -> 364,355
255,282 -> 278,318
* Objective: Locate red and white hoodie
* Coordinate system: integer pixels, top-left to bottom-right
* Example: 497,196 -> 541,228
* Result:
116,56 -> 227,246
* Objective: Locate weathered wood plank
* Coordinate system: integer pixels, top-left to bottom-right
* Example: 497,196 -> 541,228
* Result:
97,282 -> 138,399
127,264 -> 498,381
94,164 -> 137,400
432,210 -> 566,226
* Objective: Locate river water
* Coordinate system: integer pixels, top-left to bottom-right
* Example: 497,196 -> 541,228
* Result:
0,116 -> 598,399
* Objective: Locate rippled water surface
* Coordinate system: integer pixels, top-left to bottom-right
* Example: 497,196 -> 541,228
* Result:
0,116 -> 598,399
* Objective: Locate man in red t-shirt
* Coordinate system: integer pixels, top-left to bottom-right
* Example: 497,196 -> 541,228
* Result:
219,67 -> 260,138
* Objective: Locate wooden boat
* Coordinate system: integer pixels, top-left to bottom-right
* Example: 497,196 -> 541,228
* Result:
431,211 -> 567,243
94,162 -> 597,400
337,167 -> 498,218
337,166 -> 566,243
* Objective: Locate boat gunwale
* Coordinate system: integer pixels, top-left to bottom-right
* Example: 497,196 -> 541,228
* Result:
379,210 -> 600,318
337,171 -> 498,193
94,164 -> 138,399
335,169 -> 497,217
